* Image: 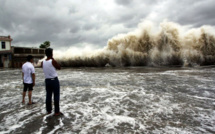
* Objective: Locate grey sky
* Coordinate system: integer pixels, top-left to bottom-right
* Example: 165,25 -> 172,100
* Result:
0,0 -> 215,50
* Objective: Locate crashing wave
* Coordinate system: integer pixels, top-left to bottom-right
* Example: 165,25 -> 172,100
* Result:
56,20 -> 215,67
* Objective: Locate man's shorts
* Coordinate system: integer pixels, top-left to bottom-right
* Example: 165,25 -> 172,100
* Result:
23,83 -> 33,92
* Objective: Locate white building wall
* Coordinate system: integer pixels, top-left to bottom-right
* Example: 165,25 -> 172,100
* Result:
0,41 -> 11,51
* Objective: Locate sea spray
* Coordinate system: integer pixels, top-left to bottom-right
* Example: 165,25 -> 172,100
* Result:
55,20 -> 215,67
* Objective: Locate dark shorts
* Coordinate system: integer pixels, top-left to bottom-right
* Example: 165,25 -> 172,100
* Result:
23,83 -> 33,92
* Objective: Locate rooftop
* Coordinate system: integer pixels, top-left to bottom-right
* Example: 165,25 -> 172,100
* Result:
0,35 -> 13,41
11,46 -> 45,49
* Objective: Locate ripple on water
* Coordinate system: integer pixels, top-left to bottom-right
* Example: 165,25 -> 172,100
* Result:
0,67 -> 215,133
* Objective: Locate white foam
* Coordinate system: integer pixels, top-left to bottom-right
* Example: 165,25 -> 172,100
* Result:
0,68 -> 215,133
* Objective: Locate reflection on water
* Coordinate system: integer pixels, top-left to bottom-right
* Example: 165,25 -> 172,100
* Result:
0,67 -> 215,133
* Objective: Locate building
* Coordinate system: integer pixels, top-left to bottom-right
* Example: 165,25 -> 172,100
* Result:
0,35 -> 45,68
0,36 -> 12,67
12,46 -> 45,68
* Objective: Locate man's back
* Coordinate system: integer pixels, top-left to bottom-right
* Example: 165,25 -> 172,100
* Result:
42,59 -> 58,79
22,62 -> 35,84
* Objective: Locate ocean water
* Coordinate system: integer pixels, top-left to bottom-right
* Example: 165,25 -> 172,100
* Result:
0,66 -> 215,134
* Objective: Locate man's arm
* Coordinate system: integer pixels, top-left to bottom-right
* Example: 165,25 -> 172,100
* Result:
22,72 -> 24,83
32,73 -> 35,87
31,65 -> 36,87
52,58 -> 61,70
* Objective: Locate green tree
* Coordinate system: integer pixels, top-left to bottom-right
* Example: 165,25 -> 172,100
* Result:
40,41 -> 50,48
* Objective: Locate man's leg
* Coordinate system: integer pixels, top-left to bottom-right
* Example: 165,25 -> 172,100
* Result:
53,78 -> 60,114
28,84 -> 33,104
22,92 -> 26,103
22,83 -> 27,103
28,91 -> 32,104
46,80 -> 52,113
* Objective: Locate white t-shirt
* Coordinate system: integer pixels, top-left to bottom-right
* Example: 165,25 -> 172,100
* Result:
42,59 -> 58,79
22,62 -> 35,84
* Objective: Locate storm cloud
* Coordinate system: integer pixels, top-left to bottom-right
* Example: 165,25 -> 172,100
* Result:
0,0 -> 215,50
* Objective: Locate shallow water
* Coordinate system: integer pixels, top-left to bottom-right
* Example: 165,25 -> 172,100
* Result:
0,67 -> 215,134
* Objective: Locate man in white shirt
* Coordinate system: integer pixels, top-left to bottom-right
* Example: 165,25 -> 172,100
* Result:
22,55 -> 35,105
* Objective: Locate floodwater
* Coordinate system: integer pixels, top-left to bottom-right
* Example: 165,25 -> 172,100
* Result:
0,67 -> 215,134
